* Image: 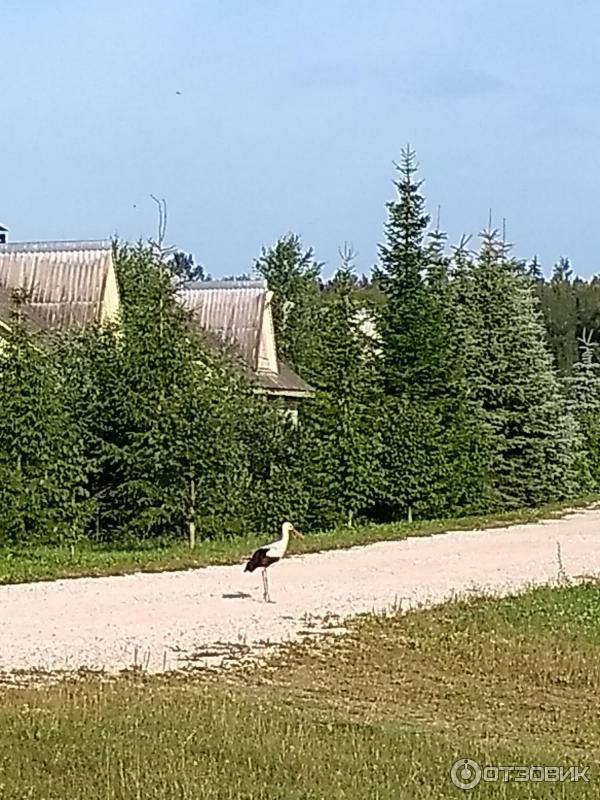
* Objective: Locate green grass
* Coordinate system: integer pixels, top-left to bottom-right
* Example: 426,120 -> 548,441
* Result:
1,494 -> 598,585
1,583 -> 599,798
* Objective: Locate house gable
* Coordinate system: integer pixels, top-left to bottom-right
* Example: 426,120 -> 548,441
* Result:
0,240 -> 117,331
180,280 -> 313,401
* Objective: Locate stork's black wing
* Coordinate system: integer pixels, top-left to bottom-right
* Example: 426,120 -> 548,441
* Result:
244,548 -> 268,573
244,548 -> 280,572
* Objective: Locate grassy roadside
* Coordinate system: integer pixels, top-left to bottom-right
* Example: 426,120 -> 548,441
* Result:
1,494 -> 598,586
1,582 -> 598,798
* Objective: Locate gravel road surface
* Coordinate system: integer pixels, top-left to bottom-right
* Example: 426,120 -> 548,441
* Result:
1,509 -> 598,676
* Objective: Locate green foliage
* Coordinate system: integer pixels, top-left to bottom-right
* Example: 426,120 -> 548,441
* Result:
453,228 -> 579,508
532,259 -> 600,377
55,243 -> 305,543
167,250 -> 207,283
375,148 -> 490,519
300,251 -> 385,527
375,147 -> 437,397
566,331 -> 600,489
545,257 -> 579,374
0,147 -> 595,545
254,233 -> 322,372
0,292 -> 90,544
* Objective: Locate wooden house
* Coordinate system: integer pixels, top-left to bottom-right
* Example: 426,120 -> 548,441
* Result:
0,239 -> 312,411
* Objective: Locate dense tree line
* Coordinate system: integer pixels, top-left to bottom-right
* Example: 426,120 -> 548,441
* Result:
0,148 -> 599,546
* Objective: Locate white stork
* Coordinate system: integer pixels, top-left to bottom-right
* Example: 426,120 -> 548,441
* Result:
244,521 -> 303,602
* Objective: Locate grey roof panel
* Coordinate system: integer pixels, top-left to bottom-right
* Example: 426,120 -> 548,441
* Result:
185,279 -> 266,290
180,283 -> 265,368
0,241 -> 113,330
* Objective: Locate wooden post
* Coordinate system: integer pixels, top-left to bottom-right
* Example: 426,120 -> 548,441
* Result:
407,505 -> 413,524
188,477 -> 196,549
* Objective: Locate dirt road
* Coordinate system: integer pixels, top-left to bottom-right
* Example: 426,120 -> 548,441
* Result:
1,509 -> 599,675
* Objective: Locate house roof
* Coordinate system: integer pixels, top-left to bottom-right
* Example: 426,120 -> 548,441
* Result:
0,240 -> 313,399
0,240 -> 113,330
180,280 -> 313,398
180,280 -> 266,368
252,360 -> 314,397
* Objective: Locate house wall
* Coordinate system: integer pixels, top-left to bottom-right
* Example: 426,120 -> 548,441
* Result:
99,258 -> 121,325
256,290 -> 279,373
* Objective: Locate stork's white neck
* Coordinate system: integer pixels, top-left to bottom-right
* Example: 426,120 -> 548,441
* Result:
280,525 -> 290,549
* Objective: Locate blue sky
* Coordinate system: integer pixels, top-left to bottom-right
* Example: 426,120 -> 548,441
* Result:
2,0 -> 599,277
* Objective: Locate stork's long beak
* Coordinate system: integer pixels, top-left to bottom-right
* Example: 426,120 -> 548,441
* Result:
292,527 -> 304,539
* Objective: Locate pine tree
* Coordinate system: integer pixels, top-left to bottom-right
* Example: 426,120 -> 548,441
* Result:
0,290 -> 90,544
527,255 -> 544,282
300,248 -> 384,527
254,234 -> 322,372
375,149 -> 490,519
544,257 -> 579,374
565,330 -> 600,489
454,227 -> 579,508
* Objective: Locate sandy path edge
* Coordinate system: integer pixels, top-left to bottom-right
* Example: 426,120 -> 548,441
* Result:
0,509 -> 598,677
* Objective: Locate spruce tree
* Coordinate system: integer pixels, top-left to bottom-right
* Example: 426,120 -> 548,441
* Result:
56,244 -> 250,542
254,234 -> 322,372
565,330 -> 600,489
300,249 -> 384,527
375,149 -> 489,519
375,147 -> 439,397
0,291 -> 90,544
453,227 -> 578,507
545,257 -> 579,374
57,242 -> 307,543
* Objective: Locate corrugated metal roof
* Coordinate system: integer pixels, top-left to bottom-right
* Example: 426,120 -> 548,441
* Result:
185,279 -> 266,291
181,281 -> 313,397
0,240 -> 113,330
180,282 -> 266,368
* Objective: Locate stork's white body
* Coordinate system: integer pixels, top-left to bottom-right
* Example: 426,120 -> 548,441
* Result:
244,522 -> 300,602
261,527 -> 291,560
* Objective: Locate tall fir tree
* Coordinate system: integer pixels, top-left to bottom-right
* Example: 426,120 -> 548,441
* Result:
300,248 -> 384,527
565,330 -> 600,489
375,149 -> 490,519
375,147 -> 439,397
545,257 -> 578,374
453,227 -> 579,508
254,234 -> 322,373
0,291 -> 90,544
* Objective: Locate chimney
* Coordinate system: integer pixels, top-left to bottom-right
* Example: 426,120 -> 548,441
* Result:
0,225 -> 7,245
